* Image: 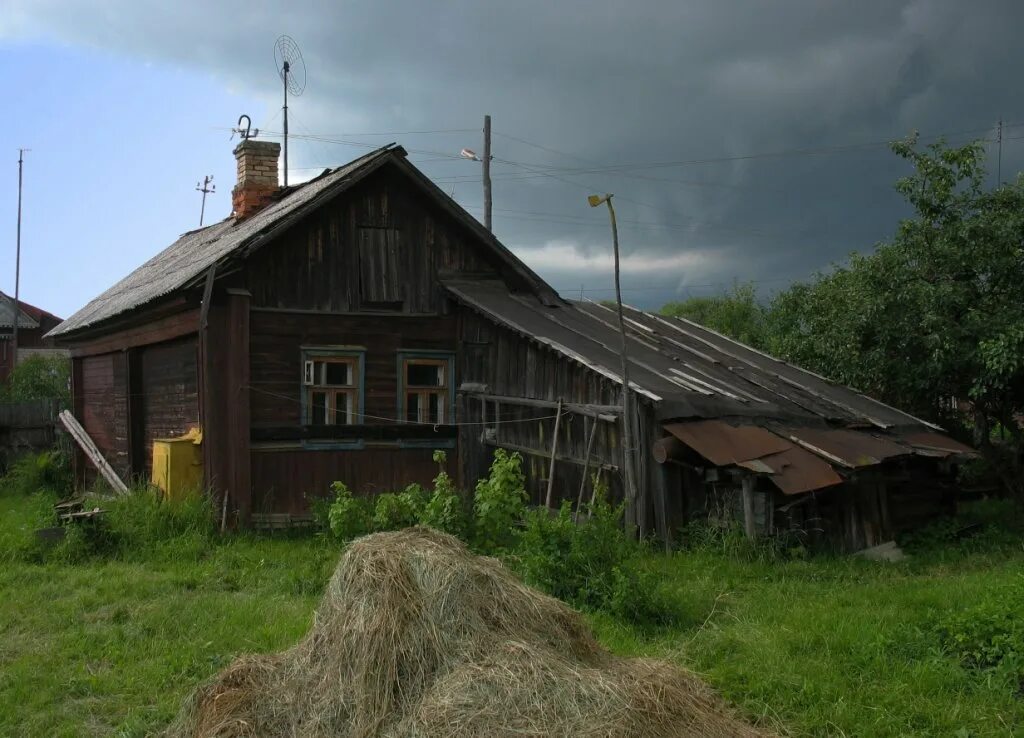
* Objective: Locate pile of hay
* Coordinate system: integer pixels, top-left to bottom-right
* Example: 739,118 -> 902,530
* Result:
166,527 -> 770,737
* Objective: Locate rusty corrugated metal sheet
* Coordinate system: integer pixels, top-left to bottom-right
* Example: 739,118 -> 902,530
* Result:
900,432 -> 977,457
663,420 -> 789,466
780,427 -> 911,468
757,446 -> 844,495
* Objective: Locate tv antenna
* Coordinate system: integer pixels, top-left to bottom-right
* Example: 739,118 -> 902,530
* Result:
274,35 -> 306,187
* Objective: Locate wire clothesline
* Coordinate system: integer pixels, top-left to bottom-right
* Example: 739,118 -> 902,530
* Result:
246,384 -> 567,428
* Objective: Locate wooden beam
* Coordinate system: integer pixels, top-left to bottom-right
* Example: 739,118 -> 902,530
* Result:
484,439 -> 617,471
652,435 -> 686,464
457,389 -> 619,420
544,400 -> 563,508
68,308 -> 200,357
59,410 -> 128,495
574,417 -> 599,521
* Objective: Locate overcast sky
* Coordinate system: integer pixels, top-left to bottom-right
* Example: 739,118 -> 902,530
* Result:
2,1 -> 1023,318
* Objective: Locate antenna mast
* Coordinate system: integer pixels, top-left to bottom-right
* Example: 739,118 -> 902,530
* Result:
275,35 -> 306,188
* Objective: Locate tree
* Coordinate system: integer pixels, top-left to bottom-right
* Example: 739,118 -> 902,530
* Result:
768,134 -> 1024,499
660,281 -> 768,349
2,354 -> 70,405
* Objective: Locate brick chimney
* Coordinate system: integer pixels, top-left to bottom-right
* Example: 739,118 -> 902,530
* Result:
232,139 -> 281,220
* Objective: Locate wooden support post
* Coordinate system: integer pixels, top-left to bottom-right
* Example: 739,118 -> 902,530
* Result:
544,399 -> 563,509
201,288 -> 251,528
574,416 -> 599,521
741,475 -> 756,541
225,289 -> 252,526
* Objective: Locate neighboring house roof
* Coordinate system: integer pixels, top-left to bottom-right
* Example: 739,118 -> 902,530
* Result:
49,145 -> 557,339
0,291 -> 58,330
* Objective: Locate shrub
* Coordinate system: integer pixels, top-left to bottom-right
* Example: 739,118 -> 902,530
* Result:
327,482 -> 372,541
419,451 -> 467,538
473,449 -> 527,554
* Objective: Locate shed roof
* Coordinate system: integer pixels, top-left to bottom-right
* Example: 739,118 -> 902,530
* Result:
444,279 -> 975,492
443,278 -> 940,431
49,145 -> 556,339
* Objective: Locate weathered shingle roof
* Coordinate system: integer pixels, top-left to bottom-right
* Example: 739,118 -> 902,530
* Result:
50,142 -> 559,339
48,146 -> 399,338
442,278 -> 942,432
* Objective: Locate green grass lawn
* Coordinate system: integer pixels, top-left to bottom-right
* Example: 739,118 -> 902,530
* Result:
2,489 -> 1023,737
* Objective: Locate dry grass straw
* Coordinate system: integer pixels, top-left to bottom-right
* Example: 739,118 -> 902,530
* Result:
166,527 -> 771,737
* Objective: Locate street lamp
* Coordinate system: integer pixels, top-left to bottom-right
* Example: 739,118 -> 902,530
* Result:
588,193 -> 638,525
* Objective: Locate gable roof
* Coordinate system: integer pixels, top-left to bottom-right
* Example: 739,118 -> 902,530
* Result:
0,291 -> 61,330
49,145 -> 557,339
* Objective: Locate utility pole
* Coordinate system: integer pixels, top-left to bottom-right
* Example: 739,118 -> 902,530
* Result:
483,114 -> 492,232
587,192 -> 638,529
196,175 -> 215,227
12,149 -> 27,366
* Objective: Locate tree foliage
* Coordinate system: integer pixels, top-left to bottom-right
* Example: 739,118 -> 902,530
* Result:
660,281 -> 768,349
1,355 -> 70,405
765,135 -> 1024,497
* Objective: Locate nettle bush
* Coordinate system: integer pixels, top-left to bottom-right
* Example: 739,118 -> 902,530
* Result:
324,449 -> 677,626
326,451 -> 468,541
934,581 -> 1024,687
516,479 -> 676,626
472,448 -> 527,554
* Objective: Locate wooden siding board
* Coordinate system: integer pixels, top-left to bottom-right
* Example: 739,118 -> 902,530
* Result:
79,352 -> 130,481
251,446 -> 454,515
246,168 -> 499,315
138,336 -> 199,477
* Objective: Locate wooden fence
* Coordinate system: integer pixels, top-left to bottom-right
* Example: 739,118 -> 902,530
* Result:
0,399 -> 60,469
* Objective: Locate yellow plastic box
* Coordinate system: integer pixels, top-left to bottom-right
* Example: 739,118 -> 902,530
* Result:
151,428 -> 203,501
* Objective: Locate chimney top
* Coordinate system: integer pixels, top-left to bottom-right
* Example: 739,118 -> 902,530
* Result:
232,139 -> 281,220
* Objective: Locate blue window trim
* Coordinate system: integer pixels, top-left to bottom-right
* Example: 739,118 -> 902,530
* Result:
397,350 -> 456,425
301,439 -> 366,451
300,347 -> 366,426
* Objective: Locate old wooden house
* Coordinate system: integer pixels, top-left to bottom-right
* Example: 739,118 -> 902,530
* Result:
49,139 -> 973,550
0,291 -> 65,384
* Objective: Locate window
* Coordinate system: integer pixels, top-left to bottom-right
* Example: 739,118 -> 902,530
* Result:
303,351 -> 363,426
400,353 -> 453,424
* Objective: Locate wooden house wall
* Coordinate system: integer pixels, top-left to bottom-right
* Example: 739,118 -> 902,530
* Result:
136,336 -> 199,477
78,352 -> 129,480
456,308 -> 628,510
251,447 -> 452,515
249,311 -> 457,428
246,167 -> 507,315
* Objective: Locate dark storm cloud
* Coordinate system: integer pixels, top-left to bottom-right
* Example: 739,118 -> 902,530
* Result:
6,0 -> 1024,305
